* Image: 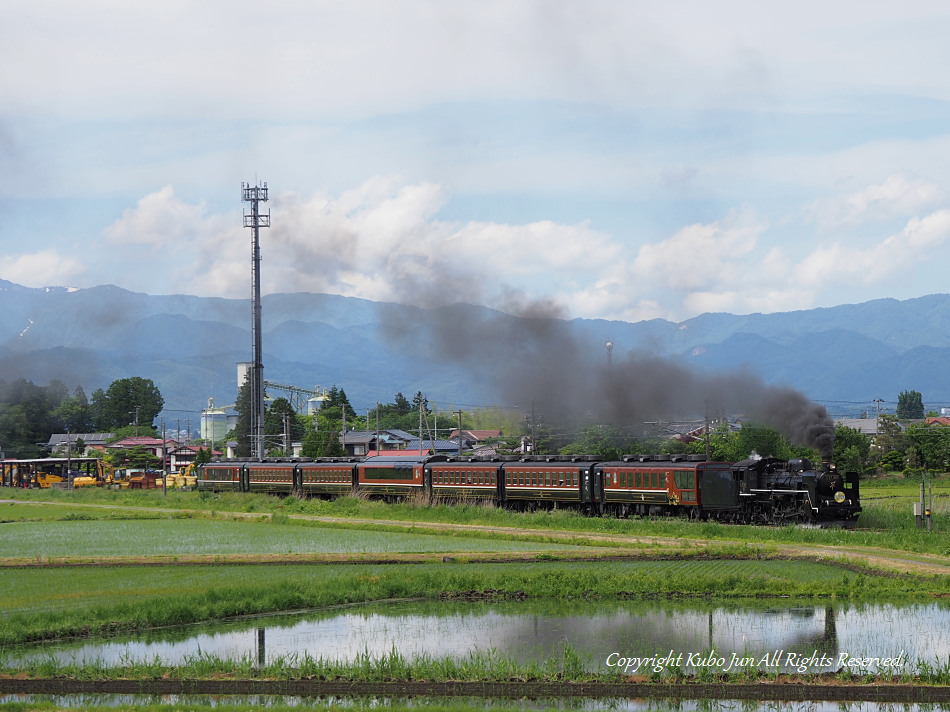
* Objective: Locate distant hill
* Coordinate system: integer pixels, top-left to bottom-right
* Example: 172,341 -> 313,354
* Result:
0,279 -> 947,420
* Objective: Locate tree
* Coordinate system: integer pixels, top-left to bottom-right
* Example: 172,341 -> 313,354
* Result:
832,424 -> 871,473
874,413 -> 908,456
107,446 -> 159,470
301,419 -> 345,457
264,397 -> 304,454
723,423 -> 794,461
904,422 -> 950,471
392,392 -> 412,416
194,446 -> 213,465
52,386 -> 93,433
91,377 -> 164,431
0,378 -> 74,458
896,390 -> 924,420
559,425 -> 630,460
230,378 -> 253,458
412,391 -> 431,415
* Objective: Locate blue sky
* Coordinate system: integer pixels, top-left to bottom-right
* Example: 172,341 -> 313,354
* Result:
4,1 -> 950,323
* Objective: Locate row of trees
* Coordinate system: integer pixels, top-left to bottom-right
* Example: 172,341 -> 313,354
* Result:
0,377 -> 164,458
229,386 -> 451,458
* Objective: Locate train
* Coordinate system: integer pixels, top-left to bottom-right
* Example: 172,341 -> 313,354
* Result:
196,453 -> 861,526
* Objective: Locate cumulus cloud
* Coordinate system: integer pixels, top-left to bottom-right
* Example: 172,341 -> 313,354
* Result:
95,178 -> 950,324
0,250 -> 85,287
794,209 -> 950,287
806,174 -> 943,230
227,177 -> 619,310
103,186 -> 226,247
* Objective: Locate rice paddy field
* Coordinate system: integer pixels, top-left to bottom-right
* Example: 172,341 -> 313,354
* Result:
0,475 -> 949,708
0,517 -> 588,558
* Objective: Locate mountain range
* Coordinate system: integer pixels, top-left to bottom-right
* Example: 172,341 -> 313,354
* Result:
1,279 -> 948,422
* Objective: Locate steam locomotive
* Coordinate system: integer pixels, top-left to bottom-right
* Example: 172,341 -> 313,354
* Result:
196,453 -> 861,526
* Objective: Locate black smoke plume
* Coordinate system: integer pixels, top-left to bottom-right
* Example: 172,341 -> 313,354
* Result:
383,298 -> 835,457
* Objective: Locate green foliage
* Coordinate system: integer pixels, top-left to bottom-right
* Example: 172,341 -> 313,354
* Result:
897,389 -> 925,420
879,450 -> 906,472
194,446 -> 213,465
300,421 -> 345,457
91,377 -> 164,431
231,378 -> 253,457
833,424 -> 871,472
722,423 -> 794,461
264,397 -> 306,455
559,425 -> 632,459
0,378 -> 73,458
51,386 -> 92,432
111,424 -> 159,439
875,413 -> 908,456
107,446 -> 160,469
904,421 -> 950,470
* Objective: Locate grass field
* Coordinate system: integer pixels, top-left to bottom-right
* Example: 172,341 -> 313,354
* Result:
2,476 -> 949,554
1,477 -> 949,687
0,518 -> 587,558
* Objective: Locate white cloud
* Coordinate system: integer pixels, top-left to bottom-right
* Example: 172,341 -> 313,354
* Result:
806,174 -> 944,230
795,209 -> 950,287
88,177 -> 950,324
0,250 -> 85,287
103,186 -> 226,247
632,212 -> 763,290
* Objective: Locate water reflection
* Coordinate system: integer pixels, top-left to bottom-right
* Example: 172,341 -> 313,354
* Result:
6,599 -> 947,674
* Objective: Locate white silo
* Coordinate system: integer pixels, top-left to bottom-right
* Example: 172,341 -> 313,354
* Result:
201,398 -> 229,443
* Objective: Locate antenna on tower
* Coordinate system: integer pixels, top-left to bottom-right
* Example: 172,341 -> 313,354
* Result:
242,181 -> 270,459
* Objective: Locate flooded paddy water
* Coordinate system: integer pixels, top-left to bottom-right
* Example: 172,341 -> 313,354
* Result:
6,598 -> 948,676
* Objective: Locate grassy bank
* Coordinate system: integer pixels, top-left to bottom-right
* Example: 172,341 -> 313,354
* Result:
1,558 -> 945,648
4,644 -> 950,685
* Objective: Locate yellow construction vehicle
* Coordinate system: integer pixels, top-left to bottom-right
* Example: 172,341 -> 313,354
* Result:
34,471 -> 65,488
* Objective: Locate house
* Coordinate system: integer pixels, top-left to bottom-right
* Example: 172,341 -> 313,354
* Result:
925,417 -> 950,427
836,418 -> 882,436
405,438 -> 467,455
47,433 -> 115,456
168,444 -> 221,472
341,430 -> 415,456
107,436 -> 179,460
447,429 -> 503,449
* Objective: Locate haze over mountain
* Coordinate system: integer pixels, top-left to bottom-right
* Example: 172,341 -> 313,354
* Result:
1,279 -> 947,425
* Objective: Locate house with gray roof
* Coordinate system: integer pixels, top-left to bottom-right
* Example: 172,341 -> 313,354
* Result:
47,433 -> 115,455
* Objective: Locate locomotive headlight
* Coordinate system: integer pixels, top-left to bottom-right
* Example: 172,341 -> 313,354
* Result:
834,491 -> 846,503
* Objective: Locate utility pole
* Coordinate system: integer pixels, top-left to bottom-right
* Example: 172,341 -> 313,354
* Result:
161,422 -> 167,497
243,180 -> 270,459
455,410 -> 463,456
873,398 -> 884,434
283,413 -> 290,456
65,430 -> 72,488
704,401 -> 711,461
